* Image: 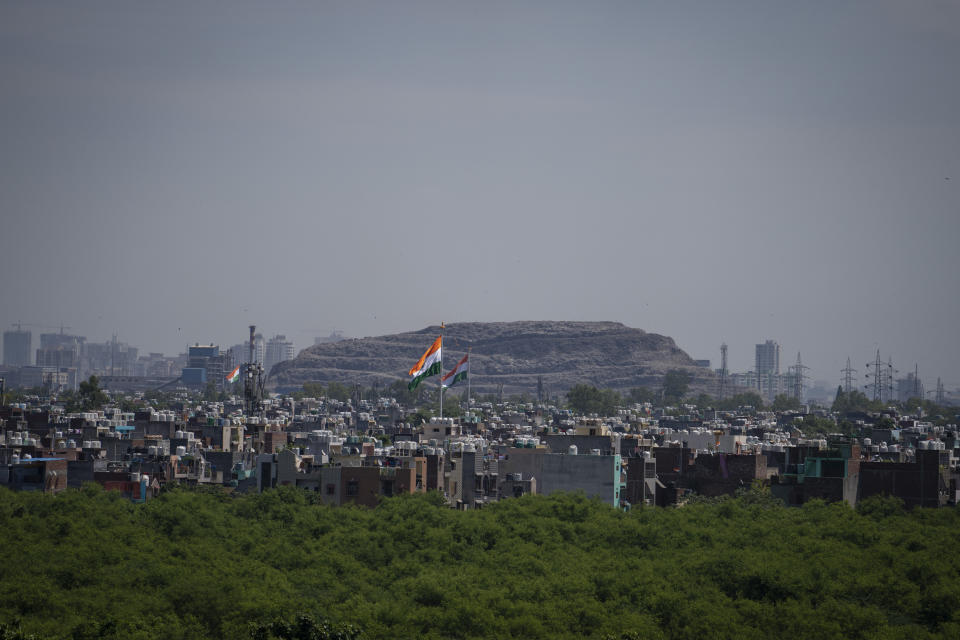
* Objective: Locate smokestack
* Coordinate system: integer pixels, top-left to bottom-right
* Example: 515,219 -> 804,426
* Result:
249,325 -> 256,365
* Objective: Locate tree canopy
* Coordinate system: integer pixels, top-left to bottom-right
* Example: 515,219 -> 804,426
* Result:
1,485 -> 958,639
661,370 -> 690,404
566,384 -> 621,415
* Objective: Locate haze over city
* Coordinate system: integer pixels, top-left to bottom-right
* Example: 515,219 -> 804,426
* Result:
2,0 -> 958,388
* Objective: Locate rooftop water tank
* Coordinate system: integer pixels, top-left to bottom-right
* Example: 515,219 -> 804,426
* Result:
568,445 -> 578,455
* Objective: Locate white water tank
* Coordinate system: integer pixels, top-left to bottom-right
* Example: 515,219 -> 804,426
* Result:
568,445 -> 578,455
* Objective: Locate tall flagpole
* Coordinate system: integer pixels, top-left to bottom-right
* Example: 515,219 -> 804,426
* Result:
439,322 -> 444,421
467,346 -> 471,410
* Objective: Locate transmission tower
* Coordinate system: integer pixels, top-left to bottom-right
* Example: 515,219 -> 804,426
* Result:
841,357 -> 857,394
788,352 -> 810,400
718,343 -> 728,400
927,377 -> 945,406
866,350 -> 883,402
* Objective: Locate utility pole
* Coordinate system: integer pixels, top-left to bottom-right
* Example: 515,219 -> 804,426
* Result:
885,357 -> 896,404
719,343 -> 728,401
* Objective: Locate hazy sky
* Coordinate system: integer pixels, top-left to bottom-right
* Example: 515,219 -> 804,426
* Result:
2,1 -> 958,389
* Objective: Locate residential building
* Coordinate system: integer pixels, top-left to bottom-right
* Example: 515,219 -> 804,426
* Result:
3,328 -> 32,366
229,333 -> 264,367
264,334 -> 295,375
755,340 -> 781,376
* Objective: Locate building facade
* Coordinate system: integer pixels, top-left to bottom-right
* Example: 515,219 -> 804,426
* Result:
3,329 -> 32,367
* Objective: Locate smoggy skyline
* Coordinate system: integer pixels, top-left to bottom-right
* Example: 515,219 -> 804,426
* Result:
2,1 -> 958,389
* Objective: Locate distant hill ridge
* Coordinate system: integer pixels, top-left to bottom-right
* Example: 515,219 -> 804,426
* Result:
270,321 -> 716,395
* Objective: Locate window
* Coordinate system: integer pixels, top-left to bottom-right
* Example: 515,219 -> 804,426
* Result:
346,479 -> 359,496
326,484 -> 336,495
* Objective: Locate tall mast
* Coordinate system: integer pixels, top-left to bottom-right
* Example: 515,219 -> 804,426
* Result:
439,322 -> 444,421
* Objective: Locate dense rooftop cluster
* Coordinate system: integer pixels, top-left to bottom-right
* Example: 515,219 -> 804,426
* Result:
2,385 -> 957,510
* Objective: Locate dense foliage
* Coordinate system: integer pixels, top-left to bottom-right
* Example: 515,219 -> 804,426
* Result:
567,384 -> 622,415
1,486 -> 958,639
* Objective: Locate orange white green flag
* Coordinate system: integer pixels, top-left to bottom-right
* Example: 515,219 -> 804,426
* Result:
408,336 -> 442,390
225,365 -> 241,383
442,353 -> 468,388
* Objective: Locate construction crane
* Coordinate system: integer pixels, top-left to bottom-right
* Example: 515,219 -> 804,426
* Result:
10,322 -> 73,333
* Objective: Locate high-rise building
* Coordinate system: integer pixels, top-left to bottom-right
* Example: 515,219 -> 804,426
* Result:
229,332 -> 264,367
754,340 -> 782,402
897,367 -> 924,403
83,338 -> 138,377
3,328 -> 32,366
36,332 -> 84,371
264,335 -> 295,374
755,340 -> 781,376
181,344 -> 228,389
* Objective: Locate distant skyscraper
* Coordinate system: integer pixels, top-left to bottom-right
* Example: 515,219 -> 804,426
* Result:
3,328 -> 32,366
230,332 -> 265,367
264,335 -> 295,374
755,340 -> 780,376
754,340 -> 781,401
36,332 -> 83,371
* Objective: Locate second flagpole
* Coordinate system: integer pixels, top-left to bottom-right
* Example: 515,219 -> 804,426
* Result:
439,322 -> 444,421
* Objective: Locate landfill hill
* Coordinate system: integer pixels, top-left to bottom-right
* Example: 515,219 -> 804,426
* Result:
269,321 -> 718,397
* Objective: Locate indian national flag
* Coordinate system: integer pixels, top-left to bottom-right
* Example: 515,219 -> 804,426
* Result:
408,336 -> 442,390
225,366 -> 241,383
442,354 -> 468,388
